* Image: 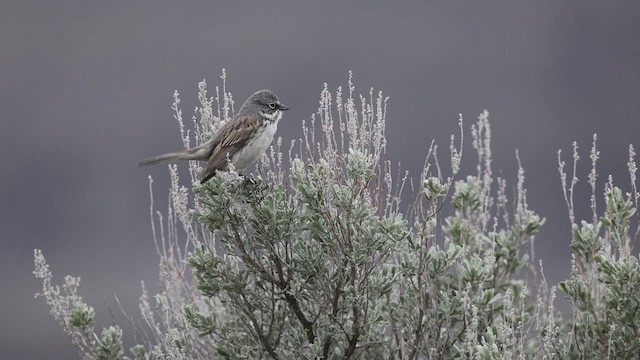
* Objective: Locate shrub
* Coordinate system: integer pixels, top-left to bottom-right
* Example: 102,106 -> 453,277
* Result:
35,71 -> 639,359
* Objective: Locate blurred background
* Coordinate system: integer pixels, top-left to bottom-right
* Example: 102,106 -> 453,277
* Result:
2,1 -> 639,358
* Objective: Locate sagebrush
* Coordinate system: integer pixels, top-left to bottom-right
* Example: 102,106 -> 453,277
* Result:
35,71 -> 640,359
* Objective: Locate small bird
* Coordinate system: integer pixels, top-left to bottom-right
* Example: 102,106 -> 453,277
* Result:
138,89 -> 289,183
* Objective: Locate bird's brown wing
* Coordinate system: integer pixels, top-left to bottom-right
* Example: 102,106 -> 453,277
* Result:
200,114 -> 261,183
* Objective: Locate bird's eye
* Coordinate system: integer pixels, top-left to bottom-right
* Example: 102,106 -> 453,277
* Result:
268,102 -> 276,110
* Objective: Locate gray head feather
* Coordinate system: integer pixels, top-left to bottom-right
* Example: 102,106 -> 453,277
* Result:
238,89 -> 289,115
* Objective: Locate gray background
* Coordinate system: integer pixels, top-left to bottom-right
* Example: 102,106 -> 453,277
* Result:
2,1 -> 640,358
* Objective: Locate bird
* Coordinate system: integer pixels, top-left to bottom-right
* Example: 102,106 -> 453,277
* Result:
138,89 -> 289,183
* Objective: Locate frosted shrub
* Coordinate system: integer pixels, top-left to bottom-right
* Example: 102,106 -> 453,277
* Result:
35,71 -> 639,359
555,137 -> 640,359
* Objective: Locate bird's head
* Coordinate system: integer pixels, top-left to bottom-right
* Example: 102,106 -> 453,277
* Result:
240,89 -> 289,121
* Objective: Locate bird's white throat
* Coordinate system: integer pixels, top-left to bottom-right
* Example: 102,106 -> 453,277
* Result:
261,109 -> 282,122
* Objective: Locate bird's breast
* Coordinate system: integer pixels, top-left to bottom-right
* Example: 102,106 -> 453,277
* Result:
231,121 -> 278,170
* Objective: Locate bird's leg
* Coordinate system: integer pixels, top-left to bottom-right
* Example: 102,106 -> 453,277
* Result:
241,173 -> 257,187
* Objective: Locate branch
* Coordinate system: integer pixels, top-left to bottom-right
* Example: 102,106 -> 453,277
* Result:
230,217 -> 316,344
240,294 -> 280,359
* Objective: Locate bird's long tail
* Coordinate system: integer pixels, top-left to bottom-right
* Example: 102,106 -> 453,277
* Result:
139,142 -> 212,167
138,151 -> 191,167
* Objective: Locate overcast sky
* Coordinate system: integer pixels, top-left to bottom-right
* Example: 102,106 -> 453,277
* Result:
2,1 -> 640,358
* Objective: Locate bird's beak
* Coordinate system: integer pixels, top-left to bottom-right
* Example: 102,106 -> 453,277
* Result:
278,102 -> 289,111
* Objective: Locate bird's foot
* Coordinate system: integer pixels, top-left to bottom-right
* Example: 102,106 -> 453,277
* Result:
241,174 -> 257,187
